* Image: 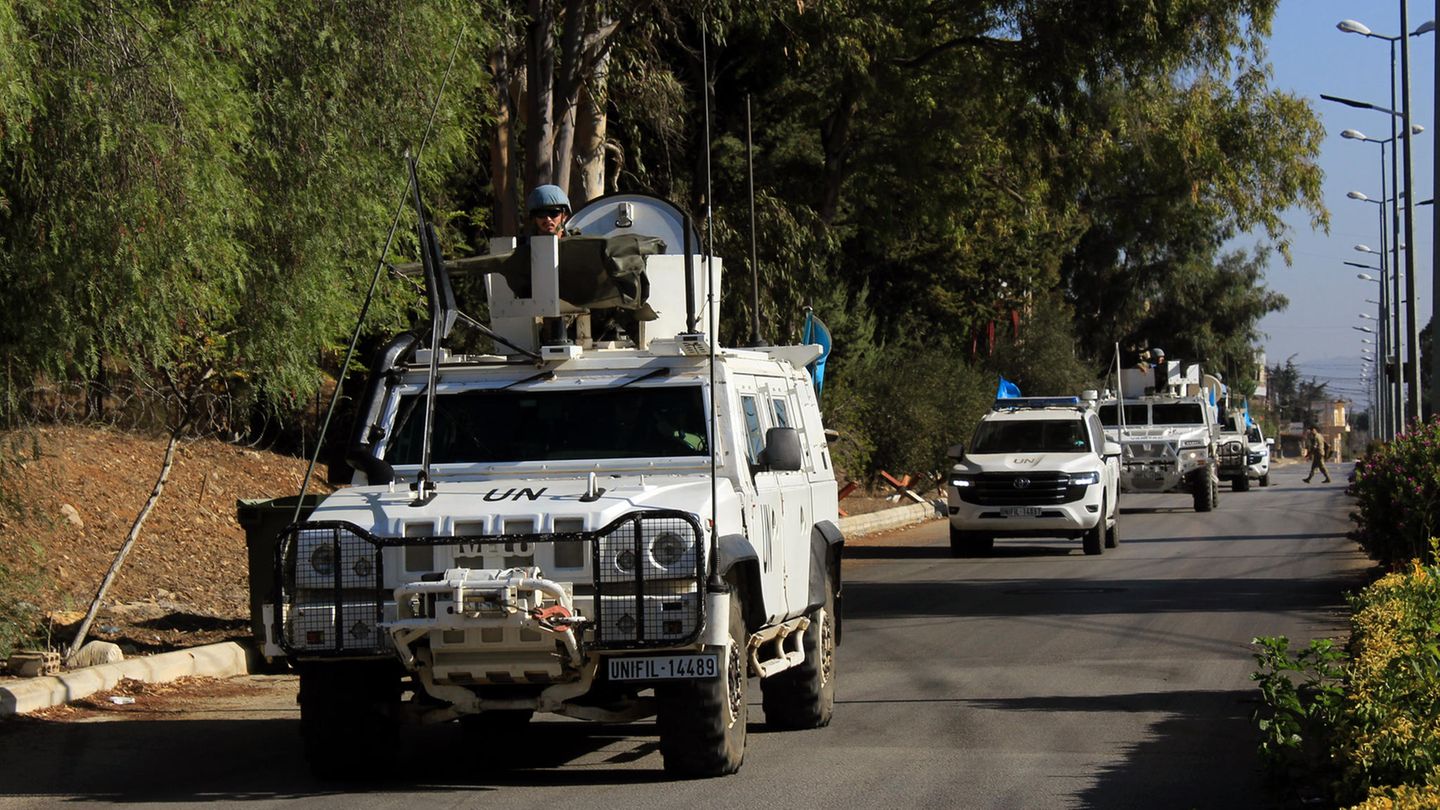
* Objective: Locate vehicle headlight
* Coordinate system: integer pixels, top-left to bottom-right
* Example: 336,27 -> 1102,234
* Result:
650,532 -> 687,568
1181,449 -> 1205,463
1069,471 -> 1100,486
949,475 -> 976,488
615,548 -> 637,573
309,545 -> 336,576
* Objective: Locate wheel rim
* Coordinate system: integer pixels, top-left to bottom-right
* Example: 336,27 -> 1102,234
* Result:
725,639 -> 744,724
818,608 -> 834,688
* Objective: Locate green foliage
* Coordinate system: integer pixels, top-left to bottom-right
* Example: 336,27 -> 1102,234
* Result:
1250,634 -> 1347,795
0,0 -> 492,426
1337,561 -> 1440,803
1349,422 -> 1440,569
1252,559 -> 1440,807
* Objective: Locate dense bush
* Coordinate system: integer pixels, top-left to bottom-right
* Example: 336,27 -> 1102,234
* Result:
1349,421 -> 1440,568
1336,563 -> 1440,803
1254,557 -> 1440,808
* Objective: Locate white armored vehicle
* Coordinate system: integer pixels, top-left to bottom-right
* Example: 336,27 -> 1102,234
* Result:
945,394 -> 1121,556
251,191 -> 842,779
1099,356 -> 1222,512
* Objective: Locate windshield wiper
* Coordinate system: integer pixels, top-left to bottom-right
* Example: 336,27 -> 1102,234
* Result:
618,367 -> 670,388
500,370 -> 555,391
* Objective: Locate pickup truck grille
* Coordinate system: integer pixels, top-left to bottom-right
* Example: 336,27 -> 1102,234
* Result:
274,510 -> 705,657
956,472 -> 1082,505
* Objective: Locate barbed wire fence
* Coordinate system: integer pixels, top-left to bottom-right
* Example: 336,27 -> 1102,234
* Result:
0,379 -> 324,454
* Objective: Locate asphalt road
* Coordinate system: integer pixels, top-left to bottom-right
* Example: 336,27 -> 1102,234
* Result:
0,461 -> 1370,809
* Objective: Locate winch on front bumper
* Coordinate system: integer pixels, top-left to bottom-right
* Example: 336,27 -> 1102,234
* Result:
271,510 -> 707,683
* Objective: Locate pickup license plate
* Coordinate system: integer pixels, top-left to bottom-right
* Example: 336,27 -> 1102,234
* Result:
608,654 -> 718,681
1000,506 -> 1042,518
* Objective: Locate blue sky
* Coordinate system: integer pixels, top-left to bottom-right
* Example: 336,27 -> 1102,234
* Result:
1257,1 -> 1436,405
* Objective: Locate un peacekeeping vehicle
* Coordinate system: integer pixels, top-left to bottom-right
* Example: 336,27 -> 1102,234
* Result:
945,393 -> 1121,557
256,191 -> 842,779
1215,409 -> 1272,490
1099,355 -> 1223,512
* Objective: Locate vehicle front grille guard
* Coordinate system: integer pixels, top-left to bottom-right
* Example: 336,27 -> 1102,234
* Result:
273,510 -> 707,657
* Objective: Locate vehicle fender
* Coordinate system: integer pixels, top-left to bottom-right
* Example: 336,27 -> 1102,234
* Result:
716,534 -> 767,630
810,521 -> 844,644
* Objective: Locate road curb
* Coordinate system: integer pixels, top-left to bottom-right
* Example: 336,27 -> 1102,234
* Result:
0,641 -> 255,717
839,500 -> 942,539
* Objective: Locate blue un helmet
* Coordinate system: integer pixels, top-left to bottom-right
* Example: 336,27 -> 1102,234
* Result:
526,184 -> 571,214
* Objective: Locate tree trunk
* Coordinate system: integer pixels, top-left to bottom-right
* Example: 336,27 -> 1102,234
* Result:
551,0 -> 589,193
571,50 -> 609,207
67,424 -> 183,661
525,0 -> 556,188
489,46 -> 517,236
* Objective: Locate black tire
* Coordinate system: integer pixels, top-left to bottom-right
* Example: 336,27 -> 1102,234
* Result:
949,526 -> 994,557
298,662 -> 400,781
762,570 -> 836,729
1193,474 -> 1215,512
1104,512 -> 1119,549
1233,475 -> 1250,492
657,585 -> 748,777
1259,472 -> 1270,487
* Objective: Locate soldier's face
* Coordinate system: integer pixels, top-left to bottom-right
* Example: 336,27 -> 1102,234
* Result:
532,207 -> 568,235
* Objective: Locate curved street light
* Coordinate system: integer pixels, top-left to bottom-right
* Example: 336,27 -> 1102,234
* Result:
1335,16 -> 1433,423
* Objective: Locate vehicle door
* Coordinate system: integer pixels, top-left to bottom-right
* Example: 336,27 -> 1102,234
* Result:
763,380 -> 813,616
1089,412 -> 1119,519
736,380 -> 789,620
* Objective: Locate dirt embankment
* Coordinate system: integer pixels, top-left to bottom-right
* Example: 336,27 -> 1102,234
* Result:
0,426 -> 323,653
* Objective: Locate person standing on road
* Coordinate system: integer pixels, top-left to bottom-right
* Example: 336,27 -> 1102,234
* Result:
1303,426 -> 1331,484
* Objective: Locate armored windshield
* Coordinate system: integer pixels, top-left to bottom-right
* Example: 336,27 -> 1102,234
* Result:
971,419 -> 1090,454
386,385 -> 709,464
1150,402 -> 1205,425
1098,403 -> 1148,427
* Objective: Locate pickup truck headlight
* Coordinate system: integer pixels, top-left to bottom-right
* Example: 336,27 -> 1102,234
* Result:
949,475 -> 976,488
1069,471 -> 1101,486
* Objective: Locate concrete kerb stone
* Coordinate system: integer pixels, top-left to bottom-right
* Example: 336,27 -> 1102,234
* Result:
0,641 -> 255,717
839,500 -> 943,539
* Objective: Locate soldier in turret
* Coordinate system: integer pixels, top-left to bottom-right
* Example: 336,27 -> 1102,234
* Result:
527,184 -> 571,237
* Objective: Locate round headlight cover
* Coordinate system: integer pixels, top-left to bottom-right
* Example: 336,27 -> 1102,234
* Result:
615,548 -> 637,573
651,533 -> 687,568
309,545 -> 336,576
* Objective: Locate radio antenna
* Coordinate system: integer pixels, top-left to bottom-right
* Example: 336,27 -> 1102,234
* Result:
746,95 -> 765,347
702,20 -> 723,593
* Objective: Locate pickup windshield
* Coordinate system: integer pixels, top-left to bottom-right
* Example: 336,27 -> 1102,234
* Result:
386,385 -> 709,464
971,419 -> 1090,453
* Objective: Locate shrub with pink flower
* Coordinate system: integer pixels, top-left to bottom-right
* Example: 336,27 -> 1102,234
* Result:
1349,419 -> 1440,569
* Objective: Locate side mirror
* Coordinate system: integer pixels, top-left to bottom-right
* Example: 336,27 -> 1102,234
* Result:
759,427 -> 803,472
824,427 -> 841,444
946,443 -> 965,461
1103,441 -> 1123,458
1266,438 -> 1275,446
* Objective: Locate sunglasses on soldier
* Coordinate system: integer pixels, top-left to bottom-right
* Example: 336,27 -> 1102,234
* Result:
531,207 -> 567,219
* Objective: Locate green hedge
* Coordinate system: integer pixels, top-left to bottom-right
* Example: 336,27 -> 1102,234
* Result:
1254,558 -> 1440,808
1349,421 -> 1440,568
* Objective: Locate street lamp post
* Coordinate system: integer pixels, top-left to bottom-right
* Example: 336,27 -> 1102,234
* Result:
1346,183 -> 1399,439
1336,15 -> 1435,425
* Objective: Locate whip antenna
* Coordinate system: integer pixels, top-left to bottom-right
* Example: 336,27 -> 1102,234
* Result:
291,24 -> 467,522
746,95 -> 764,347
